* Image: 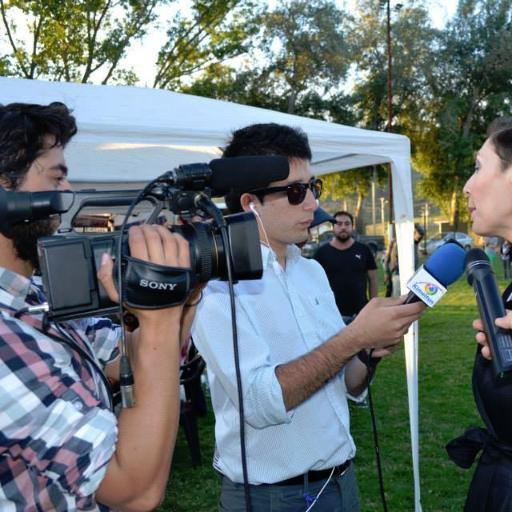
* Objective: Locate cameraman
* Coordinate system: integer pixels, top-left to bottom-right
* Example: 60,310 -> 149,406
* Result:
0,102 -> 191,511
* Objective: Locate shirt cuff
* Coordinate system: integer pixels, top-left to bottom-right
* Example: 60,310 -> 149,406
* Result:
244,364 -> 294,429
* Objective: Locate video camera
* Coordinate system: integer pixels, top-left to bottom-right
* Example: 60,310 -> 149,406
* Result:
4,155 -> 289,320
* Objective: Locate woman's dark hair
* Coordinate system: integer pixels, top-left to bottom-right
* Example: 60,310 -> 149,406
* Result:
222,123 -> 312,213
487,117 -> 512,171
0,102 -> 77,189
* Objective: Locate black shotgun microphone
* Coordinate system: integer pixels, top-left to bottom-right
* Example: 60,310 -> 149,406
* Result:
0,188 -> 75,223
209,156 -> 289,195
166,156 -> 290,197
465,248 -> 512,378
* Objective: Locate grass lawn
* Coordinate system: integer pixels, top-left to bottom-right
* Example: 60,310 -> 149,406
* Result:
161,261 -> 509,511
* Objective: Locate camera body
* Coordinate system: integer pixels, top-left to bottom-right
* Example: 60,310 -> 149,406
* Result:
33,156 -> 291,320
38,211 -> 262,320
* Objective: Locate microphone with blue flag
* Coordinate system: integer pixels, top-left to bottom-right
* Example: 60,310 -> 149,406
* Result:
405,241 -> 466,306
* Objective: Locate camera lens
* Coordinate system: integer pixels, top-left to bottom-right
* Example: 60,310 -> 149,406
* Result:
173,212 -> 263,283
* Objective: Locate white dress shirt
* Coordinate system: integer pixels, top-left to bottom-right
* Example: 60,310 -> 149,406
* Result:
192,244 -> 358,485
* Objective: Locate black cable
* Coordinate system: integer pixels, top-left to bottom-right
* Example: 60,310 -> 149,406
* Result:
198,196 -> 252,512
364,353 -> 388,512
115,177 -> 163,408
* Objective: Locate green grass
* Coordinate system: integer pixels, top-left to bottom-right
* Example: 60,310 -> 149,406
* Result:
160,262 -> 509,511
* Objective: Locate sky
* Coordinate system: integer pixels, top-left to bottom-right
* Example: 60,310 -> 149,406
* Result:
125,0 -> 460,87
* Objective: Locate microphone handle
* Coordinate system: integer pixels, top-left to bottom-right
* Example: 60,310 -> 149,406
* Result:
404,290 -> 423,305
472,271 -> 512,377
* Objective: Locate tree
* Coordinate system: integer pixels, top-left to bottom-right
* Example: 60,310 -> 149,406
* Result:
256,0 -> 352,114
182,0 -> 353,119
350,0 -> 436,131
315,1 -> 435,227
413,0 -> 512,228
153,0 -> 258,89
0,0 -> 160,83
322,166 -> 388,232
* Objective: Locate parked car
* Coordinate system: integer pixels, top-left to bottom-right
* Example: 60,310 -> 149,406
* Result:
423,231 -> 474,254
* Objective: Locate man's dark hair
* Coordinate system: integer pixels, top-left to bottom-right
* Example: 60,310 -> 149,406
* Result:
223,123 -> 312,213
334,211 -> 354,225
0,102 -> 76,270
0,102 -> 77,189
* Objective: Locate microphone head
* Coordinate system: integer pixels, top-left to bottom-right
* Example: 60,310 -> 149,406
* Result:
464,247 -> 491,285
424,241 -> 466,287
209,156 -> 289,196
464,247 -> 490,267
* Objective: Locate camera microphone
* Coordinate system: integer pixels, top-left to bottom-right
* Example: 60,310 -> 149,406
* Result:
0,188 -> 74,223
209,156 -> 289,195
405,241 -> 465,306
465,248 -> 512,378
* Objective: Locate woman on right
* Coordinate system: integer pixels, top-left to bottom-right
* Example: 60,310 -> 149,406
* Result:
446,118 -> 512,512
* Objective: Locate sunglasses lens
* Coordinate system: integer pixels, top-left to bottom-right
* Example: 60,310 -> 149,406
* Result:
287,183 -> 307,205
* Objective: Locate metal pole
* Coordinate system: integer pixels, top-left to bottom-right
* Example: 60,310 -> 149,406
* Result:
380,197 -> 385,235
372,166 -> 377,234
385,0 -> 394,224
425,202 -> 429,241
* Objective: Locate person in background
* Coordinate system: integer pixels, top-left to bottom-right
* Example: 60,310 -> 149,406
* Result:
484,236 -> 499,266
500,239 -> 511,280
413,223 -> 425,269
297,207 -> 335,250
314,210 -> 378,320
447,117 -> 512,511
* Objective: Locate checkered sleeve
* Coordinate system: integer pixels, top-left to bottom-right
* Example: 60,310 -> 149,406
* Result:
73,317 -> 121,367
0,313 -> 118,503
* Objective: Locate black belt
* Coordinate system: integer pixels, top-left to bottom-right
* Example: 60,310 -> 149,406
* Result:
274,459 -> 352,486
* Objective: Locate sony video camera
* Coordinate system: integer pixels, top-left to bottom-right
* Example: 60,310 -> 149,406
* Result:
34,155 -> 289,320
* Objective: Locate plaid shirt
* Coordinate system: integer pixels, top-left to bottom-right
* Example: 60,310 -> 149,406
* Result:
0,267 -> 120,511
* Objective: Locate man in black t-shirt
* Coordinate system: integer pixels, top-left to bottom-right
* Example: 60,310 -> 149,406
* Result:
314,211 -> 378,318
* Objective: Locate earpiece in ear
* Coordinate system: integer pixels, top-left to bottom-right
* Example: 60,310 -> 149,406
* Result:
315,199 -> 320,207
249,202 -> 258,215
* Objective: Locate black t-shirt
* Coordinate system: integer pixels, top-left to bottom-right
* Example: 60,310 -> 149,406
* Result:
314,240 -> 377,317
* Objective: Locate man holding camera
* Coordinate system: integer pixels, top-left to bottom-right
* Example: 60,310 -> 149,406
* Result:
0,102 -> 191,511
192,123 -> 425,511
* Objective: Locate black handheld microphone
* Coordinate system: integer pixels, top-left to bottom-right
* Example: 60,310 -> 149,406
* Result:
465,248 -> 512,378
0,188 -> 75,223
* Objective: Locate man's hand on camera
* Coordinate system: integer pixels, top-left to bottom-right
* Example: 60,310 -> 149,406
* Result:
97,224 -> 190,323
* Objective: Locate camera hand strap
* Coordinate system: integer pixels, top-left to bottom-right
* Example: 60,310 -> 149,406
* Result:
122,256 -> 192,309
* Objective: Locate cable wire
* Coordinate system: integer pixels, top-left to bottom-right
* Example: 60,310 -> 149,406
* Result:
365,352 -> 388,512
197,196 -> 252,512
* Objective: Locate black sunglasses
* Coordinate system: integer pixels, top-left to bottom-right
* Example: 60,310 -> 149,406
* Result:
251,178 -> 323,205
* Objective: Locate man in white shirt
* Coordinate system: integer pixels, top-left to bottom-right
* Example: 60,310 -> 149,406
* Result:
192,123 -> 424,511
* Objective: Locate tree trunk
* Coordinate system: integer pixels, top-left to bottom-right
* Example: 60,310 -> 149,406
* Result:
450,179 -> 460,231
354,193 -> 367,233
287,89 -> 297,114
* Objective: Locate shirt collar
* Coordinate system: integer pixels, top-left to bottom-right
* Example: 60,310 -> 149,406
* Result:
0,266 -> 33,310
260,243 -> 302,270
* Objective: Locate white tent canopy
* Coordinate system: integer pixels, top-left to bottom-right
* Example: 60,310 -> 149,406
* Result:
0,76 -> 422,510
